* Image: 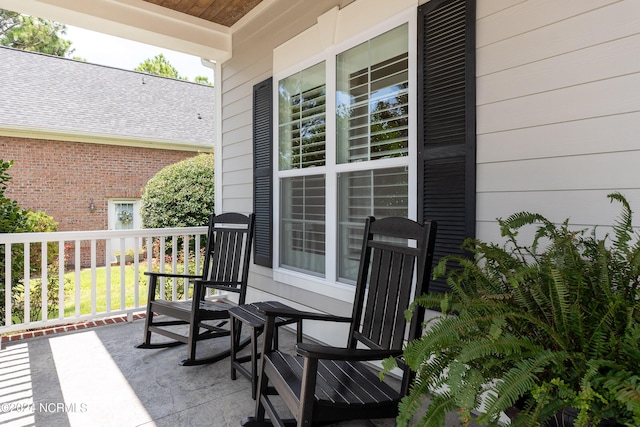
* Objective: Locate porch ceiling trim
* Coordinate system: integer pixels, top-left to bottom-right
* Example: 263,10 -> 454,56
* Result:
0,0 -> 232,62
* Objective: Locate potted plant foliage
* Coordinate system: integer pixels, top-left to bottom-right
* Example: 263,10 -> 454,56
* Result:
387,193 -> 640,427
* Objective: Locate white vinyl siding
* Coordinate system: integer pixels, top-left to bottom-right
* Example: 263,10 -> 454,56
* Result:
215,0 -> 640,344
475,0 -> 640,241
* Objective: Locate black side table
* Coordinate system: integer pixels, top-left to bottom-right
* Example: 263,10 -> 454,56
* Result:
229,301 -> 302,399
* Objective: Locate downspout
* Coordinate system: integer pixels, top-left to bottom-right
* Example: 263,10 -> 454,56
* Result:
201,58 -> 223,214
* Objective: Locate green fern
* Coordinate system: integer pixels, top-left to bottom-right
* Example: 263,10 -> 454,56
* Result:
394,193 -> 640,426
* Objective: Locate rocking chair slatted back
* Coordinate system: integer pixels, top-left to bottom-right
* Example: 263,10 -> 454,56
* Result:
244,216 -> 437,426
350,217 -> 434,356
202,212 -> 253,299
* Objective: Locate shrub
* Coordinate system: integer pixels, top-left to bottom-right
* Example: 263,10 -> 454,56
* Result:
1,160 -> 65,325
140,153 -> 214,228
0,159 -> 28,325
0,159 -> 28,234
25,210 -> 59,269
12,265 -> 69,324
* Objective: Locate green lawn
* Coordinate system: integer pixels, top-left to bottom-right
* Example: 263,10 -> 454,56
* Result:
63,264 -> 150,316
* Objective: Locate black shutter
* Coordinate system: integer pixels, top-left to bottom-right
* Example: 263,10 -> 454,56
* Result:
253,77 -> 273,267
418,0 -> 476,293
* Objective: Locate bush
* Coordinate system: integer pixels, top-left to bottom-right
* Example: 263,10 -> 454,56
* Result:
140,153 -> 214,228
25,210 -> 59,268
391,193 -> 640,427
1,160 -> 65,325
12,265 -> 69,324
0,159 -> 28,234
1,159 -> 29,325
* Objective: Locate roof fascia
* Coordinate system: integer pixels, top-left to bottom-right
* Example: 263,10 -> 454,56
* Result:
0,126 -> 213,152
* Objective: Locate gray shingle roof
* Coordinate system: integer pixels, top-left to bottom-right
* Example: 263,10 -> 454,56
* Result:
0,46 -> 214,149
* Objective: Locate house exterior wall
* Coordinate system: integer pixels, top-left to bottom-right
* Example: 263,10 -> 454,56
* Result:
475,0 -> 640,242
218,0 -> 640,343
1,136 -> 201,266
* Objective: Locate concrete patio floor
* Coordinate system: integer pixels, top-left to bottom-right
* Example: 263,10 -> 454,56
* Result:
1,317 -> 478,427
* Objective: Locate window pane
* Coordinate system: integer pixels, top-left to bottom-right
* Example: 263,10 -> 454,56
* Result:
337,25 -> 408,164
280,175 -> 326,276
337,167 -> 408,282
279,62 -> 327,170
115,203 -> 134,230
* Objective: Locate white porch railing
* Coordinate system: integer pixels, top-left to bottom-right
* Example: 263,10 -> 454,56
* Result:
1,226 -> 207,334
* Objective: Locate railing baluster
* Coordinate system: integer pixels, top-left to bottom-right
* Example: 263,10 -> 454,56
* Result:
105,239 -> 112,313
42,241 -> 48,322
133,236 -> 140,308
91,239 -> 97,315
4,243 -> 12,327
183,235 -> 189,301
120,237 -> 126,311
145,237 -> 152,274
171,235 -> 178,301
74,240 -> 81,317
58,241 -> 64,319
195,233 -> 201,275
24,243 -> 31,324
159,238 -> 165,300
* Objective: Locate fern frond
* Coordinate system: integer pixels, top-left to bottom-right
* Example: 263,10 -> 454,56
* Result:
397,379 -> 432,426
500,211 -> 549,234
408,391 -> 457,427
548,266 -> 571,336
479,351 -> 560,421
608,192 -> 633,254
456,335 -> 535,365
607,376 -> 640,415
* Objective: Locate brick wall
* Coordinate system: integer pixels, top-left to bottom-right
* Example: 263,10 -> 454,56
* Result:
1,136 -> 206,267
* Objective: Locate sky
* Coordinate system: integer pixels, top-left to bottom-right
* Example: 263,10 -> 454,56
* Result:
64,25 -> 212,81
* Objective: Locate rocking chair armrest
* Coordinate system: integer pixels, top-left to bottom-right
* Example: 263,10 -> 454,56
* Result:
144,271 -> 201,280
192,280 -> 242,294
144,272 -> 202,300
296,343 -> 403,361
259,305 -> 351,323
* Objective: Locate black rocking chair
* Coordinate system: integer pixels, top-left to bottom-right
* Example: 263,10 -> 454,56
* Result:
137,212 -> 255,366
242,216 -> 437,426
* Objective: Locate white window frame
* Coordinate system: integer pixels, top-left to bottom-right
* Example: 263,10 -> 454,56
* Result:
273,8 -> 417,301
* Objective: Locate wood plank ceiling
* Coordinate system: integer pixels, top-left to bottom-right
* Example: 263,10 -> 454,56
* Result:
142,0 -> 264,27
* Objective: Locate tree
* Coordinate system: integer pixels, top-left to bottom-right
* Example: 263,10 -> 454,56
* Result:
135,53 -> 185,80
136,53 -> 213,85
140,154 -> 214,229
0,9 -> 74,57
194,76 -> 213,86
